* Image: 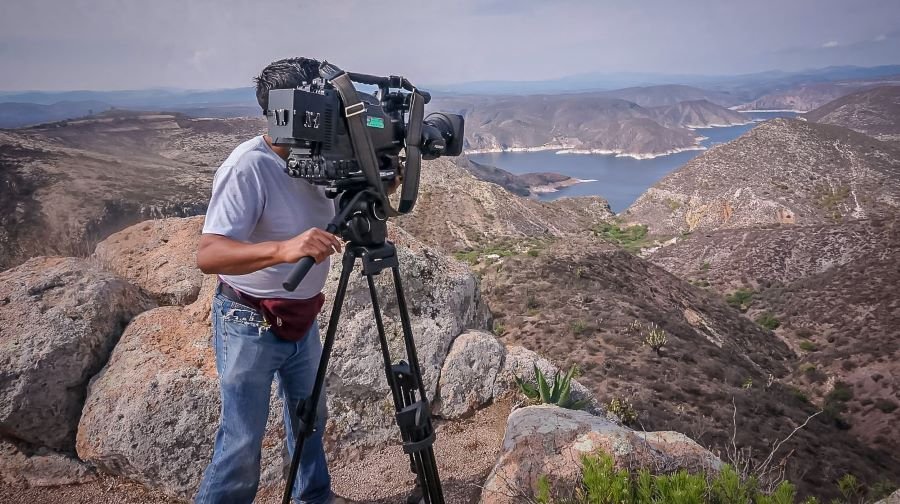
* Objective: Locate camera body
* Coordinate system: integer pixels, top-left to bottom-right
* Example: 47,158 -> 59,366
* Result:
266,73 -> 464,200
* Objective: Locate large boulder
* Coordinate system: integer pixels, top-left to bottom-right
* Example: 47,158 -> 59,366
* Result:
877,489 -> 900,504
434,332 -> 594,420
480,405 -> 721,504
75,221 -> 491,498
93,216 -> 205,305
318,225 -> 492,453
77,275 -> 289,499
0,256 -> 154,451
434,331 -> 505,419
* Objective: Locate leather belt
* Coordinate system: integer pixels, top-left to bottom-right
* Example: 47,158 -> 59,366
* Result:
218,281 -> 246,305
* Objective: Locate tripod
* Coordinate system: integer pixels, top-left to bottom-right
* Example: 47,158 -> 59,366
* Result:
281,190 -> 444,504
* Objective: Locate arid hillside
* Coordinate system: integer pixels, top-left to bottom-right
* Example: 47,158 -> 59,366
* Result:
597,85 -> 743,108
460,235 -> 898,497
805,85 -> 900,144
648,218 -> 899,291
429,93 -> 749,157
644,216 -> 900,463
0,111 -> 265,269
0,110 -> 612,270
650,100 -> 750,129
623,119 -> 900,235
736,75 -> 900,112
395,157 -> 613,251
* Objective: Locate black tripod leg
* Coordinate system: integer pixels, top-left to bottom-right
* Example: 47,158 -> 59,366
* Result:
281,251 -> 356,504
389,266 -> 445,504
364,274 -> 431,503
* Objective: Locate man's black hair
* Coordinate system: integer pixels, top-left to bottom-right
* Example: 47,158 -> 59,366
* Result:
254,57 -> 321,113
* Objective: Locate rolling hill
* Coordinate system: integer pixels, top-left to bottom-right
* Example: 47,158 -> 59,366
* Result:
623,119 -> 900,234
805,85 -> 900,144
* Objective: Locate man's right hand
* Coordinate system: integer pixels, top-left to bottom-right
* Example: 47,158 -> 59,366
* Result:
277,228 -> 343,264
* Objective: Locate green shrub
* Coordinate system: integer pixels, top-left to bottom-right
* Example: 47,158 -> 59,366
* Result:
515,364 -> 588,410
800,363 -> 817,374
827,382 -> 854,403
837,474 -> 862,502
790,388 -> 810,404
875,398 -> 898,413
493,320 -> 506,336
571,320 -> 588,335
527,248 -> 540,257
755,313 -> 781,331
871,480 -> 899,500
592,222 -> 651,252
537,453 -> 811,503
525,292 -> 540,310
726,288 -> 755,312
799,340 -> 817,352
453,250 -> 479,265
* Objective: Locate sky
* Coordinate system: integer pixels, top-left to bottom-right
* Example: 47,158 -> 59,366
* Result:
1,0 -> 899,91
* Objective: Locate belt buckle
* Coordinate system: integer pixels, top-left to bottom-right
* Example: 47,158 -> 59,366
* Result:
345,102 -> 366,118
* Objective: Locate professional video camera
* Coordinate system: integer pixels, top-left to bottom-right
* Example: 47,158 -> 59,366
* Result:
267,61 -> 462,504
266,60 -> 464,213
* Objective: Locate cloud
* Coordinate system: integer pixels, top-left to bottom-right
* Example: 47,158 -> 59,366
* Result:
822,40 -> 840,48
875,34 -> 887,41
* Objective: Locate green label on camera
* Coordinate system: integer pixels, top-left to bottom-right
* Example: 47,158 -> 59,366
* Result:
366,116 -> 385,129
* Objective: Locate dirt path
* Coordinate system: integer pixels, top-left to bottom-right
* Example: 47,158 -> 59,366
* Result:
0,401 -> 511,504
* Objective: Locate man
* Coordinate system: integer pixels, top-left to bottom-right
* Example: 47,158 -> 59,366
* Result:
194,57 -> 348,504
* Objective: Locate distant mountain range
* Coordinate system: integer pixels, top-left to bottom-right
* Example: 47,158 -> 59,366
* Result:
430,93 -> 748,157
2,65 -> 899,128
426,65 -> 900,96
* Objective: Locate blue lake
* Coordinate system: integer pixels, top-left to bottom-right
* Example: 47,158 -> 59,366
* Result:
469,111 -> 797,212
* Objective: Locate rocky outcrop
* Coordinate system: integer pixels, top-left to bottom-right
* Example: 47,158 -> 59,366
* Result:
434,331 -> 505,419
624,119 -> 900,234
75,276 -> 237,500
74,220 -> 491,498
480,405 -> 721,504
434,331 -> 594,420
397,157 -> 613,252
93,216 -> 205,305
877,489 -> 900,504
0,257 -> 154,451
320,225 -> 491,452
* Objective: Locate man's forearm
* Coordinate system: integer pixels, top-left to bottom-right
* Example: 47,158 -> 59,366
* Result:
197,235 -> 285,275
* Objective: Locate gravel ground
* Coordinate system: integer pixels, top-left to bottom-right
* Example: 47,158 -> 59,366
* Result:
0,400 -> 512,504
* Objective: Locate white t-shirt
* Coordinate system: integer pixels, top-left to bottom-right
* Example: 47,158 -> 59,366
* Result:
202,136 -> 336,299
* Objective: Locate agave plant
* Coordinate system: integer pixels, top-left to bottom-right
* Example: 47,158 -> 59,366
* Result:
515,364 -> 589,410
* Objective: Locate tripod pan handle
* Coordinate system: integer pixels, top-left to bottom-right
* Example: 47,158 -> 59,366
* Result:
283,256 -> 316,292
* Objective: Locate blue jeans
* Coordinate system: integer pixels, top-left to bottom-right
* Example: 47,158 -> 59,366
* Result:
195,290 -> 331,504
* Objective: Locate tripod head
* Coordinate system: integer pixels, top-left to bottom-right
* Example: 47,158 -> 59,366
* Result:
283,189 -> 388,291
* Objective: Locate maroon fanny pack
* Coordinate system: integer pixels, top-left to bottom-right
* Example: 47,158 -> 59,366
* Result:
218,280 -> 325,342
